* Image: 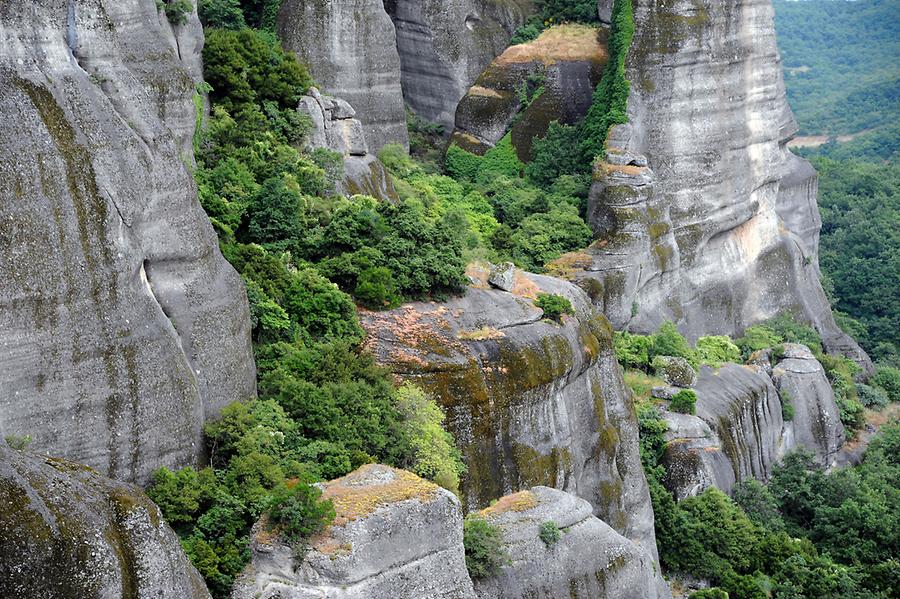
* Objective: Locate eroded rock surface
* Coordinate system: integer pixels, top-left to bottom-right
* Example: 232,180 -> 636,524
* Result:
0,445 -> 210,598
233,464 -> 475,599
297,87 -> 399,201
661,347 -> 845,499
362,269 -> 659,559
452,24 -> 607,158
576,0 -> 871,374
0,0 -> 255,483
474,486 -> 670,599
386,0 -> 534,130
278,0 -> 409,152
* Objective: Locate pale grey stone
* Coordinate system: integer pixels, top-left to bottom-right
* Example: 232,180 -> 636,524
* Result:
652,386 -> 680,400
0,446 -> 210,598
0,0 -> 256,484
473,487 -> 670,599
488,262 -> 516,292
653,356 -> 697,388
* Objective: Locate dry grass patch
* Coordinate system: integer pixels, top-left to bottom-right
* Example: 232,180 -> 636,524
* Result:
321,465 -> 439,528
458,327 -> 506,341
480,490 -> 538,518
544,251 -> 593,279
498,24 -> 607,66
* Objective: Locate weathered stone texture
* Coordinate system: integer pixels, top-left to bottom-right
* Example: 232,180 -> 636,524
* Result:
0,445 -> 210,598
361,271 -> 659,560
577,0 -> 871,374
0,0 -> 256,483
278,0 -> 409,152
474,486 -> 670,599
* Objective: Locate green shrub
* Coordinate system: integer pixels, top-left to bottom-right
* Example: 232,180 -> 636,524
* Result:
158,0 -> 193,25
535,293 -> 573,321
737,325 -> 783,357
690,590 -> 729,599
873,365 -> 900,402
539,520 -> 562,547
3,434 -> 32,451
837,396 -> 865,432
445,144 -> 483,181
765,313 -> 823,354
651,322 -> 696,366
198,0 -> 246,29
507,205 -> 592,272
266,481 -> 335,557
635,402 -> 668,471
354,267 -> 402,310
395,384 -> 466,494
695,335 -> 742,366
614,331 -> 653,370
478,134 -> 524,181
856,383 -> 889,409
526,122 -> 589,187
669,389 -> 697,415
780,389 -> 795,421
732,479 -> 784,532
463,515 -> 508,579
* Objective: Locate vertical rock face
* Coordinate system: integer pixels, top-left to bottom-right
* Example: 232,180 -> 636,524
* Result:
233,465 -> 476,599
278,0 -> 409,152
473,487 -> 670,599
0,446 -> 211,598
361,270 -> 660,560
385,0 -> 534,130
661,347 -> 845,500
0,0 -> 256,483
580,0 -> 871,373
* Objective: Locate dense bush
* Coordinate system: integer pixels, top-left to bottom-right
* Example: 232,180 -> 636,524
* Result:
651,321 -> 695,364
535,293 -> 574,322
873,365 -> 900,403
669,389 -> 697,415
463,515 -> 508,579
198,0 -> 246,29
856,384 -> 890,409
265,481 -> 335,557
695,335 -> 742,366
158,0 -> 193,25
780,389 -> 795,421
539,520 -> 562,547
614,331 -> 653,370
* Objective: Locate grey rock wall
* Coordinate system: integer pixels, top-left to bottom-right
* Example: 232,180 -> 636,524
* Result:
0,0 -> 256,484
474,486 -> 670,599
278,0 -> 409,152
661,346 -> 845,499
386,0 -> 534,130
361,269 -> 660,560
0,445 -> 210,598
577,0 -> 872,374
233,465 -> 475,599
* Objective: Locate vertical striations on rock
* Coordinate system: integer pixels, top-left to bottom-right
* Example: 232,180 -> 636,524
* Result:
578,0 -> 872,374
277,0 -> 409,152
0,445 -> 211,598
361,270 -> 660,561
385,0 -> 534,130
0,0 -> 256,484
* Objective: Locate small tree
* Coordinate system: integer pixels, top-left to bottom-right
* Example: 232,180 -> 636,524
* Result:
669,389 -> 697,415
463,515 -> 508,579
652,321 -> 695,363
266,481 -> 335,559
535,293 -> 573,322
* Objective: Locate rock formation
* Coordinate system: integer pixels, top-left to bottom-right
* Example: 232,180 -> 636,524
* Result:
576,0 -> 872,374
473,486 -> 669,599
0,444 -> 210,598
361,267 -> 659,559
0,0 -> 256,483
661,347 -> 845,500
233,464 -> 476,599
297,87 -> 399,200
385,0 -> 534,130
452,24 -> 607,158
278,0 -> 409,152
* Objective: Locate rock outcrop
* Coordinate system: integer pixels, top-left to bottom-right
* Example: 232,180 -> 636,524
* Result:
233,464 -> 475,599
474,486 -> 670,599
297,87 -> 399,200
452,24 -> 607,158
362,268 -> 659,559
0,445 -> 210,598
661,346 -> 845,499
0,0 -> 255,483
576,0 -> 872,374
386,0 -> 534,130
278,0 -> 409,152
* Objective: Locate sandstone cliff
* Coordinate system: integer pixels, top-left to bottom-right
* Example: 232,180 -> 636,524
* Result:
0,445 -> 210,598
278,0 -> 409,152
0,0 -> 256,483
362,269 -> 659,560
386,0 -> 534,130
578,0 -> 872,374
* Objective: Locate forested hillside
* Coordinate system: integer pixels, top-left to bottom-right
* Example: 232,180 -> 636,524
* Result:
774,0 -> 899,367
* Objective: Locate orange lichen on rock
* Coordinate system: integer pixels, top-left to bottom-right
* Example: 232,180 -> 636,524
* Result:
497,24 -> 607,66
511,272 -> 540,299
480,490 -> 539,517
321,465 -> 440,528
